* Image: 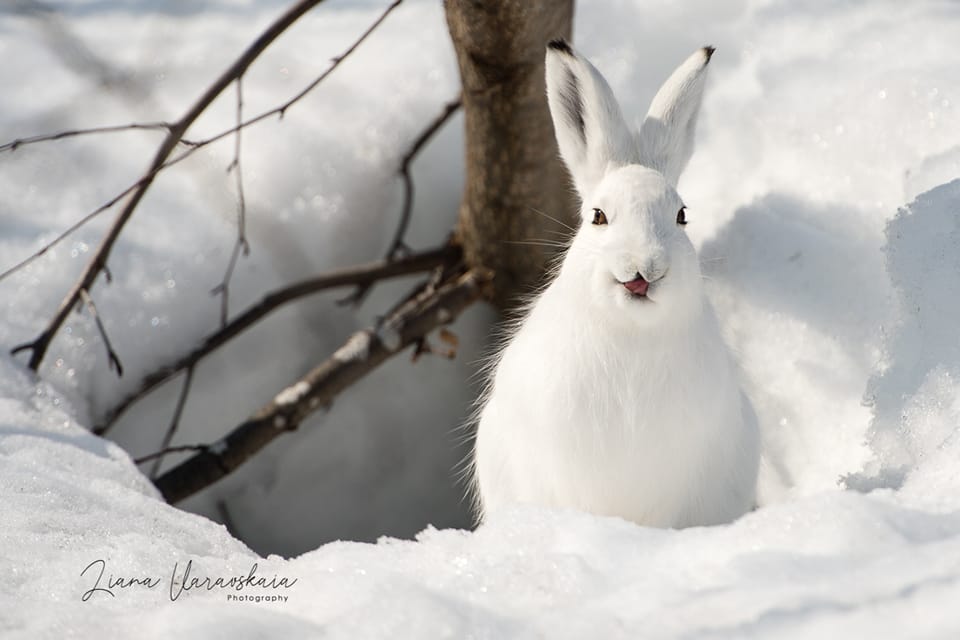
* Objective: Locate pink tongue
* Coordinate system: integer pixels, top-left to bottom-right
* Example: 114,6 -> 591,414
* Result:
624,276 -> 649,296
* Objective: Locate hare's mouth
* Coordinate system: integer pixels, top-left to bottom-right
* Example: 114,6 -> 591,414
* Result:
621,274 -> 649,297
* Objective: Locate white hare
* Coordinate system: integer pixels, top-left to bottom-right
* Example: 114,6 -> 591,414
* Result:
472,40 -> 759,528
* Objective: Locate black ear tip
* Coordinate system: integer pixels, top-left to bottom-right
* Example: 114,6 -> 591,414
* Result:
548,39 -> 573,55
703,45 -> 716,62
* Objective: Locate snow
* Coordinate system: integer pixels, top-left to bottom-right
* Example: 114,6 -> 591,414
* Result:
331,331 -> 372,363
274,380 -> 311,406
3,0 -> 960,636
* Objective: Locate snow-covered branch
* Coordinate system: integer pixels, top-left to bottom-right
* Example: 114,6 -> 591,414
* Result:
154,267 -> 489,504
95,244 -> 461,435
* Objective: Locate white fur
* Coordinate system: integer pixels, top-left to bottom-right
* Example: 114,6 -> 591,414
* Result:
471,42 -> 759,527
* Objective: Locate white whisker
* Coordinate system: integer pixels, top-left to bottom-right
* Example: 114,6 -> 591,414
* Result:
529,207 -> 578,233
505,240 -> 570,249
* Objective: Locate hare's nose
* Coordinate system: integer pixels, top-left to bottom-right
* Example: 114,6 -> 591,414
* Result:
638,261 -> 667,283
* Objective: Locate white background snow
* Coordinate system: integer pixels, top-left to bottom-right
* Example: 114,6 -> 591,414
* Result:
2,0 -> 960,636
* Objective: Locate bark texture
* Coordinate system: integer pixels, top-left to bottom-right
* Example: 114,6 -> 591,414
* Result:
445,0 -> 577,309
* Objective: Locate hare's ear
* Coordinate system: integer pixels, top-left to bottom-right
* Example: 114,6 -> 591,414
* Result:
545,39 -> 639,196
638,47 -> 714,186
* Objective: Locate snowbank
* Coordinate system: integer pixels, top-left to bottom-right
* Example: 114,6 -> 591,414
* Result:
4,0 -> 960,636
4,343 -> 960,638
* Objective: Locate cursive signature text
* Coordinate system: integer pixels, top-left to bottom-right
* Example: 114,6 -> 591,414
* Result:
80,559 -> 161,602
169,560 -> 297,602
80,558 -> 297,602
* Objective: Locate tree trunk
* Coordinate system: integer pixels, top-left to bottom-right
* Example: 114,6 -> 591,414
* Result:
444,0 -> 577,310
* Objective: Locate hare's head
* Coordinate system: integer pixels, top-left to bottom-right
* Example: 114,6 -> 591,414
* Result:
545,40 -> 713,326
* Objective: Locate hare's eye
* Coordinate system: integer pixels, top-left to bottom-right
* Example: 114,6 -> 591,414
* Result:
591,208 -> 608,226
676,206 -> 688,226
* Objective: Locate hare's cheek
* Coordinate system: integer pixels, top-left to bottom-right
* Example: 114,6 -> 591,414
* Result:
668,239 -> 699,274
587,267 -> 619,304
588,264 -> 608,290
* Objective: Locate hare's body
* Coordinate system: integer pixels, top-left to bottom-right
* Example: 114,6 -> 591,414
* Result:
476,260 -> 758,526
473,42 -> 759,527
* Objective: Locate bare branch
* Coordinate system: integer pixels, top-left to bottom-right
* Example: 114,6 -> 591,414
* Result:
213,77 -> 251,326
14,286 -> 123,374
2,0 -> 406,293
1,178 -> 139,284
13,0 -> 339,372
148,366 -> 195,479
94,243 -> 460,434
0,140 -> 228,286
388,96 -> 462,259
338,96 -> 462,306
78,288 -> 123,377
154,267 -> 489,504
154,0 -> 407,155
134,444 -> 208,466
0,122 -> 181,153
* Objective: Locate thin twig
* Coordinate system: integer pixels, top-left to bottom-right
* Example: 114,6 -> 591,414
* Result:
212,241 -> 245,327
13,0 -> 340,372
233,75 -> 249,252
0,136 -> 232,286
124,0 -> 407,158
338,96 -> 462,306
154,267 -> 489,504
389,96 -> 462,259
1,180 -> 139,284
77,288 -> 123,376
148,365 -> 196,479
135,443 -> 209,466
0,127 -> 234,286
1,0 -> 405,291
0,122 -> 181,153
94,243 -> 460,434
214,77 -> 251,326
202,0 -> 406,138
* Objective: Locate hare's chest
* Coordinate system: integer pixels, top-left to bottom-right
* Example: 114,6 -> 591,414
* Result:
477,308 -> 753,526
500,322 -> 706,441
542,346 -> 700,443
